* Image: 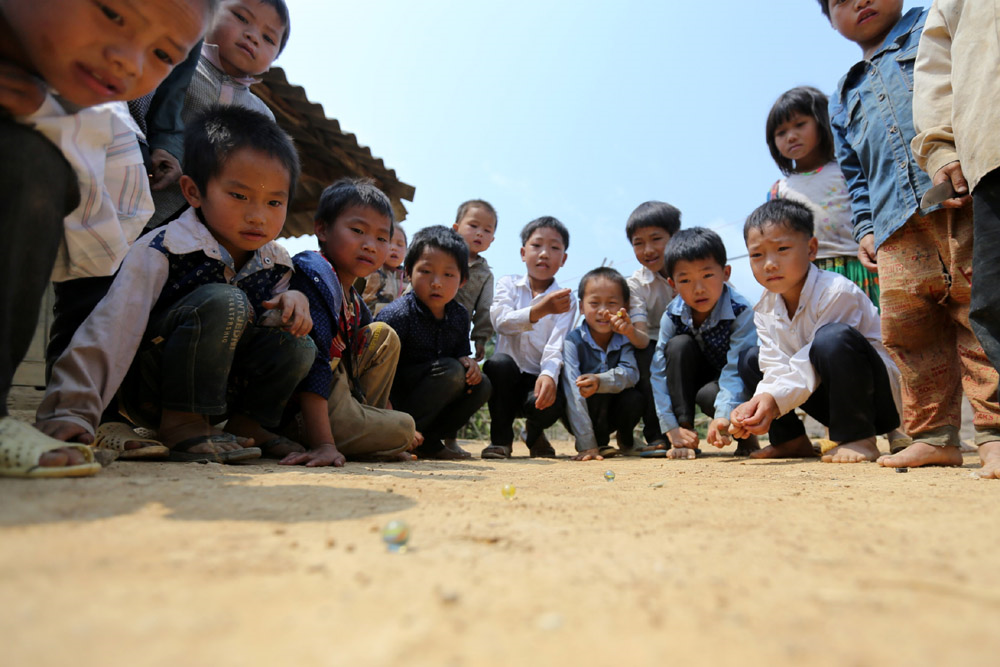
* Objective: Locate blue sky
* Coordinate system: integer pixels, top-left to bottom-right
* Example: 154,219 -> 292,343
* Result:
277,0 -> 923,299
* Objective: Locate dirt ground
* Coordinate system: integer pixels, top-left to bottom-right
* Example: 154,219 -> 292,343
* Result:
2,390 -> 999,667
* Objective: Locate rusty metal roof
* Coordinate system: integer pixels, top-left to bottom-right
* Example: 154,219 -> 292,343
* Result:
252,67 -> 415,238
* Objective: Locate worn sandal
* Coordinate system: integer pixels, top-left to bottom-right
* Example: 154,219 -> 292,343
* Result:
480,444 -> 511,459
168,433 -> 262,463
0,417 -> 100,478
598,446 -> 620,458
94,422 -> 169,460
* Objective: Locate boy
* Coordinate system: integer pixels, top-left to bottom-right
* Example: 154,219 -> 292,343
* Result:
375,226 -> 491,460
649,228 -> 758,460
730,200 -> 901,463
0,0 -> 212,476
362,225 -> 407,316
280,179 -> 417,468
150,0 -> 290,227
911,0 -> 1000,478
823,0 -> 1000,474
562,268 -> 642,462
37,106 -> 316,463
620,201 -> 681,455
481,216 -> 576,459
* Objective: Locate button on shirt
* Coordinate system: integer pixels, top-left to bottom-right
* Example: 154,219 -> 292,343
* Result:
491,274 -> 577,379
375,291 -> 472,368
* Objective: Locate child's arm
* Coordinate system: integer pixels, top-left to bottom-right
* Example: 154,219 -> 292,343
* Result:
535,291 -> 577,409
262,289 -> 312,337
0,62 -> 46,116
591,340 -> 640,394
145,42 -> 201,190
470,272 -> 494,361
279,392 -> 346,467
648,312 -> 679,438
561,336 -> 602,461
529,288 -> 573,323
709,303 -> 758,448
729,393 -> 781,439
830,91 -> 877,271
609,307 -> 649,349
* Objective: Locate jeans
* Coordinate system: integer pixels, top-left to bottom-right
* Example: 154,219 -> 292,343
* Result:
483,353 -> 565,448
393,358 -> 491,440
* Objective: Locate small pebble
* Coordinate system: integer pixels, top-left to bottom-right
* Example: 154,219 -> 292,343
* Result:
895,467 -> 908,473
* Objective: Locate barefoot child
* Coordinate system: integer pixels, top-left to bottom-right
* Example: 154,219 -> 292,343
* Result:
649,228 -> 758,460
280,179 -> 417,467
362,225 -> 407,316
37,106 -> 316,463
376,226 -> 491,460
563,268 -> 642,461
730,200 -> 901,463
0,0 -> 212,477
481,216 -> 576,459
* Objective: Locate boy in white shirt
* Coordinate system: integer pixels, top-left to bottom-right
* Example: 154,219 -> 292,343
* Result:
730,200 -> 902,463
481,217 -> 577,459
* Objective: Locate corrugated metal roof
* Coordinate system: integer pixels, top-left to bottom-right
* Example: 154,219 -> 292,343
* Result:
252,67 -> 415,238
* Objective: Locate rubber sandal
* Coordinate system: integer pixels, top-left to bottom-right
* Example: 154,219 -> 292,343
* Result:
168,433 -> 262,463
480,444 -> 511,459
598,446 -> 620,458
639,446 -> 667,458
94,422 -> 168,460
0,417 -> 101,478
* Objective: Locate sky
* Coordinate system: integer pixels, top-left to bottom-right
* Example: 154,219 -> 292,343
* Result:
276,0 -> 924,299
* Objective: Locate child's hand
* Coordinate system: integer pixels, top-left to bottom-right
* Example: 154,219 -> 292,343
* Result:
474,341 -> 486,362
148,149 -> 183,191
575,373 -> 600,398
608,308 -> 635,337
535,288 -> 573,318
33,419 -> 94,445
459,356 -> 482,385
857,234 -> 878,272
263,291 -> 312,337
933,161 -> 972,208
729,394 -> 780,437
666,426 -> 699,449
572,447 -> 604,461
706,417 -> 733,448
534,375 -> 557,410
0,63 -> 46,116
280,443 -> 345,468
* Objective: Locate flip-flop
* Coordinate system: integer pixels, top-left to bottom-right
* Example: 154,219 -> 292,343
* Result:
0,417 -> 101,478
480,444 -> 511,459
598,446 -> 620,458
93,422 -> 169,460
639,446 -> 667,458
168,433 -> 262,463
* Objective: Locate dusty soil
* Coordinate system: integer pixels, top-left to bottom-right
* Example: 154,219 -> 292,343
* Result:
2,390 -> 999,666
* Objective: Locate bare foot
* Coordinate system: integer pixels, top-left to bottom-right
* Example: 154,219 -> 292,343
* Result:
158,410 -> 246,453
666,447 -> 696,460
750,434 -> 817,459
821,436 -> 880,463
977,440 -> 1000,479
224,414 -> 302,457
877,442 -> 963,468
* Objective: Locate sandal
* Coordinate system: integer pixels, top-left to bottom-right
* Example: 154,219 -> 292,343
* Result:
168,433 -> 262,463
480,444 -> 511,459
94,422 -> 169,460
639,443 -> 668,458
598,446 -> 620,458
0,417 -> 101,478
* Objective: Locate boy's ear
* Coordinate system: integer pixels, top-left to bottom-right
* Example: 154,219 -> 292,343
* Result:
667,276 -> 676,290
808,236 -> 819,261
723,265 -> 732,281
560,253 -> 567,267
520,246 -> 527,262
313,219 -> 328,244
179,175 -> 203,208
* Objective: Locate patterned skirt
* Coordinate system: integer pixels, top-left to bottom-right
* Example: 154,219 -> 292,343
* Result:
814,255 -> 880,311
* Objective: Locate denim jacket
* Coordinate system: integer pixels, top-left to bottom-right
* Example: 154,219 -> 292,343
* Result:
830,8 -> 940,250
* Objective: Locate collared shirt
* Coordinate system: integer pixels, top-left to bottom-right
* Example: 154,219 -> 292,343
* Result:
627,265 -> 675,341
38,207 -> 292,433
830,7 -> 940,251
650,284 -> 757,433
453,254 -> 495,346
562,324 -> 639,452
912,0 -> 1000,193
375,291 -> 472,368
753,265 -> 901,418
490,274 -> 577,379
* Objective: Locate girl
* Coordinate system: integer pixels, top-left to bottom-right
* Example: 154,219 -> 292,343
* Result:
362,225 -> 409,315
766,86 -> 879,308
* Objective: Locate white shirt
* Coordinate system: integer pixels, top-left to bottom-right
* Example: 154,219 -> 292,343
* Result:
754,265 -> 901,418
490,274 -> 577,380
627,266 -> 675,341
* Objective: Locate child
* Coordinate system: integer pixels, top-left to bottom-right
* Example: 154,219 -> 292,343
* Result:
649,228 -> 758,460
562,268 -> 642,461
0,0 -> 212,477
362,225 -> 407,316
619,201 -> 681,455
452,199 -> 498,361
37,105 -> 316,463
149,0 -> 290,227
481,216 -> 576,459
375,226 -> 491,460
280,179 -> 417,468
911,0 -> 1000,478
823,0 -> 1000,473
730,200 -> 901,463
765,86 -> 879,307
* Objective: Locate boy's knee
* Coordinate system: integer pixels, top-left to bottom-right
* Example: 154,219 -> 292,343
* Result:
665,334 -> 697,359
738,346 -> 760,381
810,323 -> 863,360
484,353 -> 519,382
435,357 -> 468,394
283,333 -> 317,376
189,284 -> 253,318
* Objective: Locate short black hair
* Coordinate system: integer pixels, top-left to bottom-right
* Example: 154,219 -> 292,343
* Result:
744,199 -> 815,241
183,104 -> 299,199
578,266 -> 630,304
817,0 -> 831,19
664,227 -> 728,278
766,86 -> 835,176
455,199 -> 498,227
520,216 -> 570,249
315,178 -> 395,237
625,201 -> 682,240
258,0 -> 291,54
404,225 -> 469,282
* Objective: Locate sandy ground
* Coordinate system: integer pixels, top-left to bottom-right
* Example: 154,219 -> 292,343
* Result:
2,391 -> 1000,666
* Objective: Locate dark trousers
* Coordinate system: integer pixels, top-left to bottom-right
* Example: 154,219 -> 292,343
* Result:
483,353 -> 565,448
0,118 -> 80,416
119,284 -> 316,429
635,342 -> 665,445
46,276 -> 116,380
737,323 -> 899,445
665,334 -> 722,425
393,357 -> 492,441
971,169 -> 1000,374
585,388 -> 644,450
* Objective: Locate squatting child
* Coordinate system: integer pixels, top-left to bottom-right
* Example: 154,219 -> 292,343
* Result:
649,228 -> 758,460
562,268 -> 643,462
37,106 -> 316,464
481,216 -> 576,459
730,200 -> 902,463
362,225 -> 407,316
376,226 -> 492,460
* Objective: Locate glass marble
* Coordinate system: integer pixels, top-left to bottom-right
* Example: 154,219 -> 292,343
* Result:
382,520 -> 410,553
502,483 -> 516,500
604,470 -> 616,482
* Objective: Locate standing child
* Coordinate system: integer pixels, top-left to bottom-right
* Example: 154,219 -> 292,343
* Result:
649,228 -> 759,460
822,0 -> 1000,474
730,200 -> 901,463
376,226 -> 491,460
362,225 -> 407,316
280,179 -> 417,468
481,216 -> 576,459
563,268 -> 642,461
766,86 -> 879,307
